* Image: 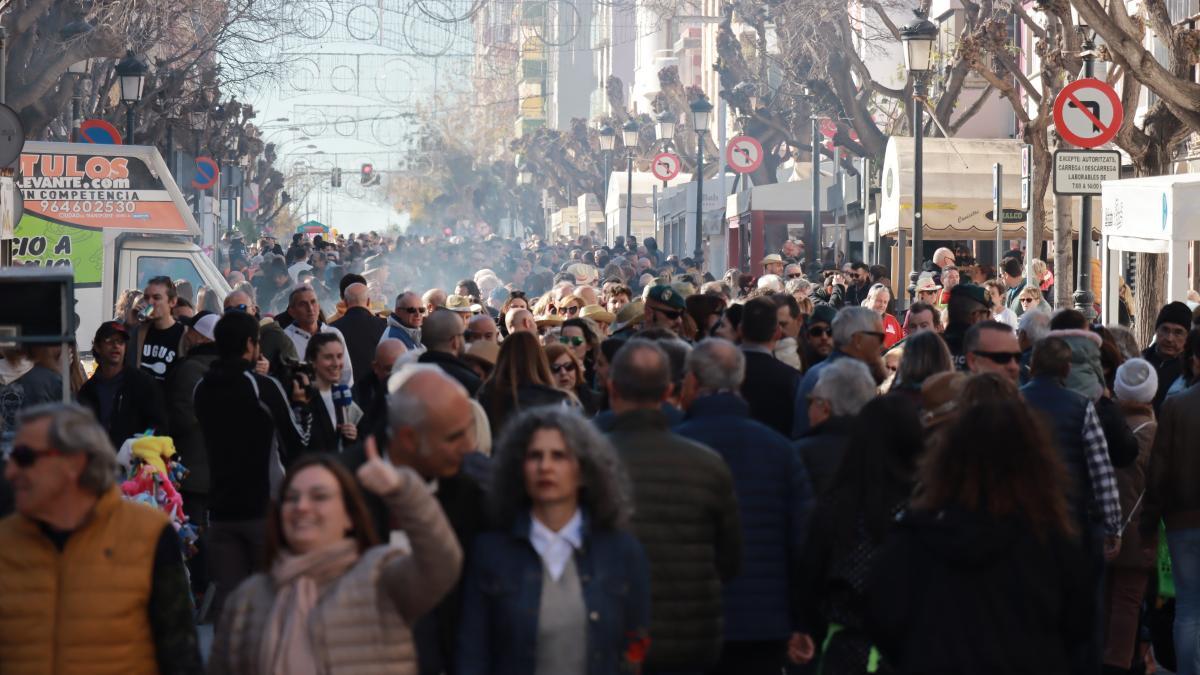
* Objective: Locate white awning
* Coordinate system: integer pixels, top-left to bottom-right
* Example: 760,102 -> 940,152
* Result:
880,136 -> 1099,240
1101,173 -> 1200,243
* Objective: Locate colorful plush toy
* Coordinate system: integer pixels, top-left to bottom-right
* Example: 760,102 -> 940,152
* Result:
119,433 -> 199,558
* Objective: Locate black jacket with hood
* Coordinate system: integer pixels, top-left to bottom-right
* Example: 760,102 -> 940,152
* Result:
865,506 -> 1093,674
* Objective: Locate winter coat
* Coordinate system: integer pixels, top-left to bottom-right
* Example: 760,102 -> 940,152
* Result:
793,416 -> 856,498
456,512 -> 651,675
1143,382 -> 1200,534
1142,345 -> 1184,412
675,393 -> 814,641
866,506 -> 1093,675
77,366 -> 169,453
419,350 -> 482,397
477,380 -> 569,437
1047,329 -> 1105,402
741,347 -> 801,437
1113,403 -> 1156,570
330,306 -> 387,385
209,467 -> 462,675
606,409 -> 742,671
163,343 -> 219,494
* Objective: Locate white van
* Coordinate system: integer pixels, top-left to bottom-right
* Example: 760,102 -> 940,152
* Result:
13,141 -> 230,348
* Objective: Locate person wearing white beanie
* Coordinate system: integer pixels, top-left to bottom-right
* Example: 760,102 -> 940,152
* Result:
1104,356 -> 1158,672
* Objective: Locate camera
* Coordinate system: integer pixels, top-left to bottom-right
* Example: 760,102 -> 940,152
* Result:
279,358 -> 317,401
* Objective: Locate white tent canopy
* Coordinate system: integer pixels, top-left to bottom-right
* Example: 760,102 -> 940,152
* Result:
1100,173 -> 1200,323
880,137 -> 1099,239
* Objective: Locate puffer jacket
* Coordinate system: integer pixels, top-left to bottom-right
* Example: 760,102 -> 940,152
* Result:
1048,329 -> 1105,402
675,393 -> 814,642
1113,403 -> 1156,570
208,466 -> 462,675
606,409 -> 742,671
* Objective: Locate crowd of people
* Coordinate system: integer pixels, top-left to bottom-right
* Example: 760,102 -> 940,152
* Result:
1,228 -> 1200,675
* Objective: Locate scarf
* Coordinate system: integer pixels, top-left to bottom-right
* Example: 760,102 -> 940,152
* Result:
259,538 -> 360,675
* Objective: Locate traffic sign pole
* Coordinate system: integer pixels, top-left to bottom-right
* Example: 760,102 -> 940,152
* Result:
993,163 -> 1003,273
1022,145 -> 1035,283
1075,55 -> 1097,318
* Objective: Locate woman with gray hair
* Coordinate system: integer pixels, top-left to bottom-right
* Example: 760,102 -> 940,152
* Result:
457,407 -> 651,675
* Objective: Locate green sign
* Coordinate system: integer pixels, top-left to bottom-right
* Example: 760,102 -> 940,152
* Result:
11,214 -> 105,287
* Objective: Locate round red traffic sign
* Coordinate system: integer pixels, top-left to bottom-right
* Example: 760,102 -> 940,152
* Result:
79,119 -> 123,145
192,156 -> 220,190
1053,78 -> 1122,149
726,135 -> 764,174
819,119 -> 838,139
651,152 -> 681,181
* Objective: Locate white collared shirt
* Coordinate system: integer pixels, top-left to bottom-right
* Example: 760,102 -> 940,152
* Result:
529,510 -> 583,581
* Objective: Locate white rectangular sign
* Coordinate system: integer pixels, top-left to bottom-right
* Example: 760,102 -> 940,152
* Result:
1053,150 -> 1120,196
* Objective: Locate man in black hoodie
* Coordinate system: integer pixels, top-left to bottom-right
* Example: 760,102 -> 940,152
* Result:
194,311 -> 312,621
77,321 -> 168,449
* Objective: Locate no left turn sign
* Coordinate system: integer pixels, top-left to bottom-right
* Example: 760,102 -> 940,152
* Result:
651,152 -> 681,182
1053,78 -> 1123,149
726,135 -> 764,174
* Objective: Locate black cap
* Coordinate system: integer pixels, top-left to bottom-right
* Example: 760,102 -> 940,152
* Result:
94,321 -> 130,344
1156,301 -> 1193,330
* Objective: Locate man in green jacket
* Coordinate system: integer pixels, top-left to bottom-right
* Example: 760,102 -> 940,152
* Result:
605,338 -> 742,674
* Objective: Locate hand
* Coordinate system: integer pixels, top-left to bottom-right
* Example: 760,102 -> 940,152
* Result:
832,274 -> 846,287
356,435 -> 402,496
1104,535 -> 1122,561
290,373 -> 310,405
338,423 -> 358,441
255,356 -> 270,375
788,632 -> 815,664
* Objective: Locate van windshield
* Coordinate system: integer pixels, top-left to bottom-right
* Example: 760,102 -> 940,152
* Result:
137,256 -> 203,291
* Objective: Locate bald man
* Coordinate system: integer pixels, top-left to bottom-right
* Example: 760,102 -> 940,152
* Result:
423,288 -> 447,315
505,308 -> 536,335
465,313 -> 499,344
352,338 -> 407,439
331,282 -> 387,384
223,290 -> 295,376
341,365 -> 486,675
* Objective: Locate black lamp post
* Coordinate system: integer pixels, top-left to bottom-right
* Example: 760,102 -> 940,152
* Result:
804,84 -> 821,273
114,50 -> 149,143
598,124 -> 615,244
900,11 -> 938,287
690,98 -> 713,265
622,119 -> 639,244
655,110 -> 676,149
1072,7 -> 1097,318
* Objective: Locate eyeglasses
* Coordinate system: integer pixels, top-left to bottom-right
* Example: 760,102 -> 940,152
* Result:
808,326 -> 832,338
550,362 -> 578,374
401,307 -> 427,314
9,445 -> 64,468
559,336 -> 585,346
972,350 -> 1022,365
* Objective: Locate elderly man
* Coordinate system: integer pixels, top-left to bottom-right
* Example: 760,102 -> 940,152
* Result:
382,291 -> 427,354
331,282 -> 387,384
1143,301 -> 1193,410
762,254 -> 786,277
505,308 -> 537,335
343,366 -> 485,675
783,263 -> 805,280
604,339 -> 741,675
423,288 -> 448,316
283,285 -> 352,385
418,309 -> 482,396
0,404 -> 202,672
675,339 -> 813,675
353,338 -> 407,438
791,306 -> 885,439
796,358 -> 877,495
933,246 -> 956,270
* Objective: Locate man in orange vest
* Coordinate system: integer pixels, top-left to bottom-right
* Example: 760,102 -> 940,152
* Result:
0,403 -> 203,675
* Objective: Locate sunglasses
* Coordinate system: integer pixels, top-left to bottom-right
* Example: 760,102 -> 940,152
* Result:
559,336 -> 584,346
1019,297 -> 1036,304
402,307 -> 427,314
9,445 -> 63,468
563,305 -> 580,316
225,303 -> 249,314
787,273 -> 804,279
808,326 -> 832,337
653,307 -> 683,320
550,362 -> 578,374
973,350 -> 1022,365
857,331 -> 886,340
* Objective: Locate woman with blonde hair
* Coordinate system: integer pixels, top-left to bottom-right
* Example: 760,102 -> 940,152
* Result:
1017,285 -> 1053,315
477,332 -> 570,435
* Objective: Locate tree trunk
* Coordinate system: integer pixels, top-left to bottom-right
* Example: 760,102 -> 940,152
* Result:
1134,252 -> 1167,348
1053,195 -> 1073,309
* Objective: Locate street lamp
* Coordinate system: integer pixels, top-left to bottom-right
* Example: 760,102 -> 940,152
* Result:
803,84 -> 821,273
655,110 -> 676,147
1071,6 -> 1099,317
901,10 -> 938,289
114,50 -> 149,143
690,98 -> 713,265
622,120 -> 639,244
598,124 -> 616,243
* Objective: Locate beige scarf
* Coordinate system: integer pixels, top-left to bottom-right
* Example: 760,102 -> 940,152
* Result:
259,538 -> 360,675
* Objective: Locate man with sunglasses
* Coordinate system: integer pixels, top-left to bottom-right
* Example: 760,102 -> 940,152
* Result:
0,403 -> 203,673
941,283 -> 993,371
643,284 -> 687,336
964,320 -> 1022,383
382,291 -> 427,355
843,261 -> 873,307
223,291 -> 292,378
802,304 -> 837,368
791,307 -> 885,439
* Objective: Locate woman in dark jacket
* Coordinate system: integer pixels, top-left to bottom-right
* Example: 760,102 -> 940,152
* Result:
887,330 -> 953,407
476,332 -> 569,435
796,395 -> 923,674
865,398 -> 1092,674
457,407 -> 650,675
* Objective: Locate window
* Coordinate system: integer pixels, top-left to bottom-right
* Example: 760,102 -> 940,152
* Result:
137,256 -> 203,292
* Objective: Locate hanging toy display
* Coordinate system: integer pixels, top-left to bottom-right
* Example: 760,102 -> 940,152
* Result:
118,433 -> 201,559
